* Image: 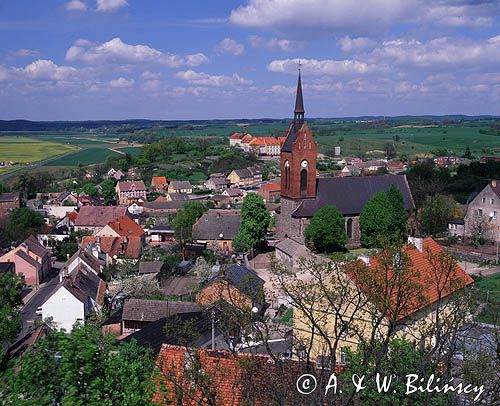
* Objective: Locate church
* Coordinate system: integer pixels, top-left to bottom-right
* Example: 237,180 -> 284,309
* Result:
276,71 -> 415,246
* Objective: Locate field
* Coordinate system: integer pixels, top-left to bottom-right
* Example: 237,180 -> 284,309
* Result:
315,126 -> 500,158
0,136 -> 79,176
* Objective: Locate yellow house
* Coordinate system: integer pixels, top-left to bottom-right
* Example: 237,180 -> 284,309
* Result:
290,238 -> 474,363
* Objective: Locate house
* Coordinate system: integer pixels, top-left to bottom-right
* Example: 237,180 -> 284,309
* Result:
229,132 -> 249,147
0,192 -> 20,217
248,136 -> 282,156
37,225 -> 71,249
463,179 -> 500,242
42,205 -> 77,219
151,176 -> 168,191
62,249 -> 103,276
192,209 -> 241,252
197,263 -> 266,312
6,322 -> 51,359
116,180 -> 147,205
168,180 -> 193,194
240,133 -> 254,152
386,159 -> 407,174
96,215 -> 145,242
58,192 -> 79,206
277,71 -> 414,246
448,218 -> 465,240
275,237 -> 313,272
121,298 -> 201,334
39,266 -> 106,331
227,167 -> 262,187
147,224 -> 176,243
143,200 -> 187,215
0,235 -> 51,286
105,168 -> 125,180
204,175 -> 229,192
293,237 -> 474,362
152,344 -> 307,405
74,206 -> 128,233
81,235 -> 144,265
139,261 -> 165,275
164,193 -> 189,202
55,210 -> 78,232
127,201 -> 144,215
258,182 -> 281,202
221,188 -> 244,204
161,275 -> 199,301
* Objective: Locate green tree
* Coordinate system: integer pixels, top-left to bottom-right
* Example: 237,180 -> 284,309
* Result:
359,191 -> 394,247
304,205 -> 347,253
417,194 -> 458,236
172,201 -> 206,257
342,339 -> 448,405
2,325 -> 156,405
54,230 -> 92,261
0,272 -> 23,364
82,182 -> 97,197
100,179 -> 117,204
386,185 -> 408,238
8,207 -> 44,234
233,193 -> 270,253
463,145 -> 473,159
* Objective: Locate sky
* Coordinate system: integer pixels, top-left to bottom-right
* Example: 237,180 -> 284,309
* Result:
0,0 -> 499,120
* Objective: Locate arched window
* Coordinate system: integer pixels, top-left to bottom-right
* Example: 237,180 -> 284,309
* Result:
346,218 -> 353,239
300,169 -> 307,194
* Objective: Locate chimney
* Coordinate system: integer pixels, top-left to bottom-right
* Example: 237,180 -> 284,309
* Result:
408,236 -> 423,253
492,180 -> 497,188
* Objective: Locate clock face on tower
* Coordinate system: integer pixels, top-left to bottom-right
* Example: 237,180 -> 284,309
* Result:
301,160 -> 308,168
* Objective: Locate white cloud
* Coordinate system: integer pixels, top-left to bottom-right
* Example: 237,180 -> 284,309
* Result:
337,36 -> 377,53
65,38 -> 208,68
109,77 -> 134,88
14,59 -> 80,81
0,65 -> 8,81
265,84 -> 295,95
141,79 -> 162,92
215,38 -> 244,56
95,0 -> 128,12
248,35 -> 301,52
12,48 -> 40,58
229,0 -> 499,37
65,0 -> 88,11
368,35 -> 500,68
268,58 -> 381,76
175,70 -> 253,87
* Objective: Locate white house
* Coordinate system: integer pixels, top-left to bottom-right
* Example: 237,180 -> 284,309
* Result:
39,267 -> 106,331
62,249 -> 103,275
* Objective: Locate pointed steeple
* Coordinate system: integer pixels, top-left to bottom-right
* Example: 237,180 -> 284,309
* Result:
294,64 -> 304,124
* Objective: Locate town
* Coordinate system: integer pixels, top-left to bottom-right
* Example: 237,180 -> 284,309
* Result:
1,1 -> 499,405
0,71 -> 498,405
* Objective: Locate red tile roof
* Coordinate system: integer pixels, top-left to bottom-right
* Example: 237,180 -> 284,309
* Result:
241,134 -> 253,143
152,345 -> 310,405
347,238 -> 473,320
151,176 -> 167,185
75,206 -> 127,227
248,137 -> 281,146
107,215 -> 145,238
81,236 -> 143,259
117,180 -> 147,192
259,182 -> 280,193
229,132 -> 247,139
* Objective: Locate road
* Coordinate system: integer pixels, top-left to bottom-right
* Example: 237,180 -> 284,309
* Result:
18,265 -> 62,338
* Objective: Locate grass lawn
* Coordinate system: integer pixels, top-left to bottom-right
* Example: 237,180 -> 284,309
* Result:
0,136 -> 78,163
472,273 -> 500,325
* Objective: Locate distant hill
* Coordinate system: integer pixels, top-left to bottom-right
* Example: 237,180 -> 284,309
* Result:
0,115 -> 497,132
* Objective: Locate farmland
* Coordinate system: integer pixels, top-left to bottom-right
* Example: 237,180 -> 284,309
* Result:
0,136 -> 79,175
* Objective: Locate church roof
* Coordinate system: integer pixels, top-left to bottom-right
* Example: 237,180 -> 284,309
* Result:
281,123 -> 302,153
292,175 -> 415,217
294,70 -> 304,114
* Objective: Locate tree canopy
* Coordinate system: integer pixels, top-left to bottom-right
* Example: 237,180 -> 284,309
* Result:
304,204 -> 347,253
8,207 -> 45,235
2,325 -> 156,405
359,187 -> 408,247
233,193 -> 270,253
417,194 -> 459,236
0,272 -> 23,363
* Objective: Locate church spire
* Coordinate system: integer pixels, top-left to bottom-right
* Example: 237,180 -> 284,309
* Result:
294,63 -> 304,124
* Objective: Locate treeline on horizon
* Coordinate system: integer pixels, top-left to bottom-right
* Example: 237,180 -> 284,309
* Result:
0,116 -> 498,133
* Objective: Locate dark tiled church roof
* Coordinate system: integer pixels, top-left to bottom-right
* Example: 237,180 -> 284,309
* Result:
281,123 -> 299,153
292,175 -> 415,218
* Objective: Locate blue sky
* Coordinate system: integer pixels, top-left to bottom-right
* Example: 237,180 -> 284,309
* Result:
0,0 -> 499,120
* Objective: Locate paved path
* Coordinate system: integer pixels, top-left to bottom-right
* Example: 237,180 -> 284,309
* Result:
459,261 -> 500,277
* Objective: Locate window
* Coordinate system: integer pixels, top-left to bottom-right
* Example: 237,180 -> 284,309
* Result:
346,218 -> 353,239
482,197 -> 486,203
339,348 -> 348,365
340,321 -> 349,337
478,209 -> 483,216
300,169 -> 308,194
494,211 -> 497,220
492,198 -> 495,205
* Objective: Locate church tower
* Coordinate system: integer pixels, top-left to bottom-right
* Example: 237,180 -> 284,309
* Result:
280,68 -> 317,200
277,68 -> 318,240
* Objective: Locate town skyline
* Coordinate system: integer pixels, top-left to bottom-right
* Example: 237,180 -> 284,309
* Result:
0,0 -> 499,120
